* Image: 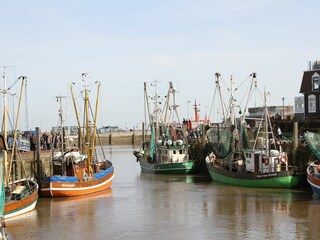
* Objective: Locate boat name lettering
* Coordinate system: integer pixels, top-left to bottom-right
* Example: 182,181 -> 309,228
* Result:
257,173 -> 277,178
61,184 -> 76,187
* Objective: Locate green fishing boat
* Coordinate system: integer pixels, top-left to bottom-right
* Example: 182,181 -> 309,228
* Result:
133,81 -> 196,174
205,73 -> 299,188
134,145 -> 196,174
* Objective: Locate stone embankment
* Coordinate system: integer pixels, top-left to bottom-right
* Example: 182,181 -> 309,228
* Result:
9,132 -> 146,181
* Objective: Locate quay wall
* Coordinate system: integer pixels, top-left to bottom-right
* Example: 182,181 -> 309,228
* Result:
72,132 -> 147,146
9,132 -> 146,180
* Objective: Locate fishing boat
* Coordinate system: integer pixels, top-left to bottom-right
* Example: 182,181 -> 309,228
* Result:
307,161 -> 320,196
0,69 -> 38,218
305,131 -> 320,196
40,73 -> 114,197
133,81 -> 196,174
205,73 -> 299,188
0,135 -> 9,240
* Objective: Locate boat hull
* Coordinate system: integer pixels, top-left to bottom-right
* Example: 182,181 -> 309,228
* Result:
206,162 -> 299,188
307,165 -> 320,196
4,178 -> 39,219
137,156 -> 196,174
40,166 -> 114,197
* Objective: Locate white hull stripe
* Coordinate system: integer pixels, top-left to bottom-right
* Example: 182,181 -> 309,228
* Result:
5,199 -> 38,219
41,173 -> 114,192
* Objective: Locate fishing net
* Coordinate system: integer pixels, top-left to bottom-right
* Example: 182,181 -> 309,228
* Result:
206,125 -> 232,158
305,131 -> 320,161
241,124 -> 250,149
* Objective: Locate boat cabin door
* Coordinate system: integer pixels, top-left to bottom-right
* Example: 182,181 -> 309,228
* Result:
254,154 -> 260,173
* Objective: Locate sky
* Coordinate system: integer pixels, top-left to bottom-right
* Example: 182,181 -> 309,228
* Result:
0,0 -> 319,131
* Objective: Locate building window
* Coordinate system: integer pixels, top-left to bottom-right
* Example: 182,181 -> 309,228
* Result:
308,95 -> 316,113
294,96 -> 304,113
313,76 -> 320,90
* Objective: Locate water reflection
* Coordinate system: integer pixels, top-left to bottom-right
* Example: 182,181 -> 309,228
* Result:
6,145 -> 320,240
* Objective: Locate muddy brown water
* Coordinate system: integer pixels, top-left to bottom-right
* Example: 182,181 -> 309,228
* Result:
6,145 -> 320,240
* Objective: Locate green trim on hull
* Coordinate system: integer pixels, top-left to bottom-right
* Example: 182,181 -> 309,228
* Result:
140,161 -> 196,174
208,170 -> 299,188
4,196 -> 38,216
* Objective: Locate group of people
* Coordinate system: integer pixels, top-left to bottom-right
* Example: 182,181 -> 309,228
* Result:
41,132 -> 64,150
26,131 -> 63,151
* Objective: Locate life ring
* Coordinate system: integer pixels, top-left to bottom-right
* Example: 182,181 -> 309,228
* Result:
280,155 -> 288,164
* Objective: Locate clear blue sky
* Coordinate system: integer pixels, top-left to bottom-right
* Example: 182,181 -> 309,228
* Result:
0,1 -> 319,131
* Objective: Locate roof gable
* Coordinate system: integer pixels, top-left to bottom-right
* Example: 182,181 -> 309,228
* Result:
300,70 -> 320,93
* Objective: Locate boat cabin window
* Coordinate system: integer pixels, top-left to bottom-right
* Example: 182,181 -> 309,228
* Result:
162,150 -> 167,155
245,153 -> 252,158
173,150 -> 176,154
179,150 -> 183,154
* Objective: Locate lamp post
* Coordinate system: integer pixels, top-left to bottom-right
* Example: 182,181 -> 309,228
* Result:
282,97 -> 285,119
187,100 -> 191,120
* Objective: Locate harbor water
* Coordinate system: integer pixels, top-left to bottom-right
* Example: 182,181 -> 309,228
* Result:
6,145 -> 320,240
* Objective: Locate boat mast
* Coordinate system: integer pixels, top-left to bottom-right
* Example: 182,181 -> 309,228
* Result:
229,75 -> 237,126
163,82 -> 171,125
151,80 -> 161,142
168,82 -> 183,131
82,73 -> 100,177
215,73 -> 227,123
70,73 -> 99,177
83,73 -> 90,156
8,76 -> 25,181
144,82 -> 152,127
56,95 -> 67,152
262,90 -> 277,152
264,90 -> 269,153
70,83 -> 84,152
88,80 -> 101,176
1,67 -> 9,187
242,73 -> 257,119
24,78 -> 29,131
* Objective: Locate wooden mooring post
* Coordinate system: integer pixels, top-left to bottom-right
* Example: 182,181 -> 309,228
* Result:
293,122 -> 298,165
35,127 -> 42,180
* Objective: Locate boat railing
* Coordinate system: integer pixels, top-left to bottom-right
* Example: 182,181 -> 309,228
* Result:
244,164 -> 296,174
6,179 -> 37,202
